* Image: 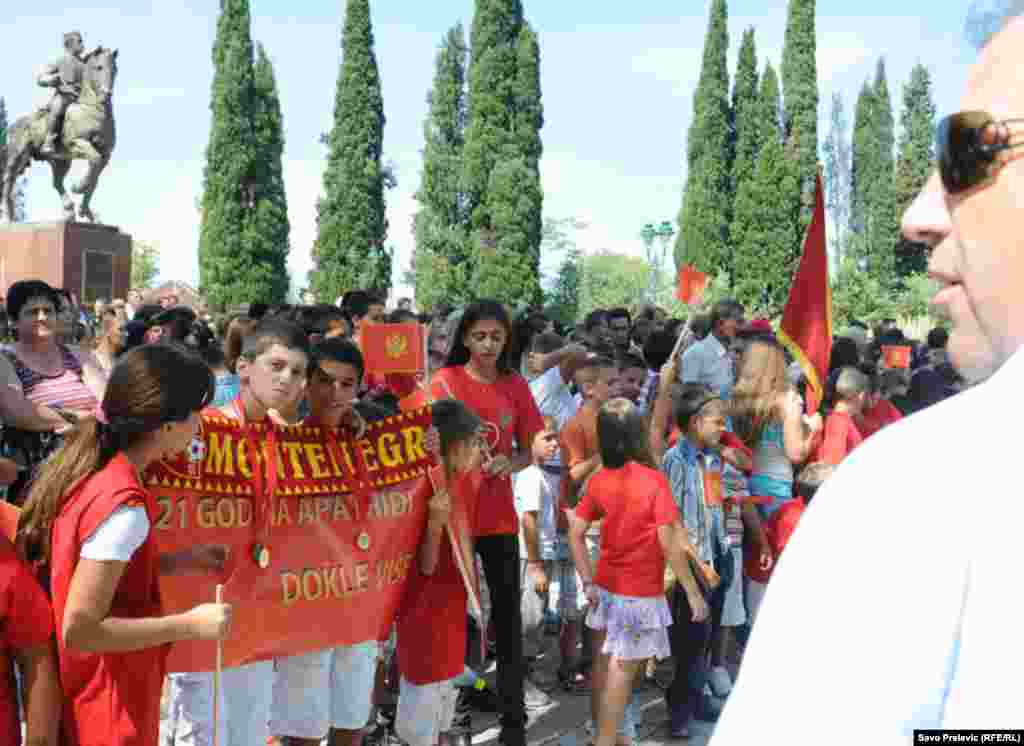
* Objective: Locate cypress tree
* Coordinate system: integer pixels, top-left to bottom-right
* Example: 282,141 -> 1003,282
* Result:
730,29 -> 760,199
469,157 -> 542,306
461,0 -> 543,305
311,0 -> 389,301
849,80 -> 875,244
413,23 -> 472,309
781,0 -> 819,217
246,44 -> 291,305
674,0 -> 732,276
867,58 -> 898,285
462,0 -> 526,228
894,63 -> 936,278
823,91 -> 852,274
198,0 -> 260,309
513,23 -> 544,286
731,63 -> 800,314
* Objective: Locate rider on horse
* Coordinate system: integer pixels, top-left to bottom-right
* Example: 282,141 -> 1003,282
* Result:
37,31 -> 87,157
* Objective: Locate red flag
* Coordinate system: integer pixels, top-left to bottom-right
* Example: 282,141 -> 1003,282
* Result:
360,323 -> 427,376
881,345 -> 912,369
676,264 -> 709,304
778,171 -> 832,414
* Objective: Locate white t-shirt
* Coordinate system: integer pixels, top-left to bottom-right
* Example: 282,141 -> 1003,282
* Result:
81,505 -> 150,561
711,347 -> 1024,744
529,366 -> 578,466
513,464 -> 558,561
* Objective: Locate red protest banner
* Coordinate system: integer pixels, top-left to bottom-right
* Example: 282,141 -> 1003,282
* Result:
147,406 -> 438,672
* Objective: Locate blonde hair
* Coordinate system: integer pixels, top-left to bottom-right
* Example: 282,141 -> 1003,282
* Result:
730,340 -> 790,448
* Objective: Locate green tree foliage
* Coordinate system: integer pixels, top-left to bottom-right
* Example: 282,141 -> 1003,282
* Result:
894,63 -> 936,278
730,63 -> 801,316
781,0 -> 819,219
513,24 -> 544,278
249,44 -> 291,305
130,240 -> 160,289
462,0 -> 521,224
831,255 -> 897,328
822,91 -> 852,274
866,59 -> 899,286
850,81 -> 874,237
310,0 -> 389,301
674,0 -> 732,276
547,246 -> 582,328
578,251 -> 648,316
730,29 -> 760,201
541,217 -> 586,327
469,157 -> 543,305
413,24 -> 471,306
460,0 -> 543,305
198,0 -> 264,310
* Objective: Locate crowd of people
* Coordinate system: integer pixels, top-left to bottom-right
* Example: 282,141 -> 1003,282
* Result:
0,271 -> 966,746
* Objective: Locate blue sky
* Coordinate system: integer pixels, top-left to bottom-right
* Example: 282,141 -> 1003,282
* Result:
1,1 -> 975,300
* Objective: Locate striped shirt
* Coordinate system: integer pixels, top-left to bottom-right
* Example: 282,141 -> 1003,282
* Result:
3,346 -> 98,411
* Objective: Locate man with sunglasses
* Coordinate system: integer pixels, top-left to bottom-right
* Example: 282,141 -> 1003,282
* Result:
711,9 -> 1024,743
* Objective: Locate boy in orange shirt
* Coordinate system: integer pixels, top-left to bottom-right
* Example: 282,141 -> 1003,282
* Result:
815,367 -> 868,465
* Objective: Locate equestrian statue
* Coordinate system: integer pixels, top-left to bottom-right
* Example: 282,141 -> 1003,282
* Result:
0,31 -> 119,223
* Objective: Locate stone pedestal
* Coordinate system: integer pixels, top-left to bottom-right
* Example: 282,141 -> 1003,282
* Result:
0,221 -> 132,303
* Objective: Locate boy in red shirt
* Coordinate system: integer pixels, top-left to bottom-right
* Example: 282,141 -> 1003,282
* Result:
558,356 -> 618,685
858,372 -> 904,439
815,366 -> 868,465
0,537 -> 60,746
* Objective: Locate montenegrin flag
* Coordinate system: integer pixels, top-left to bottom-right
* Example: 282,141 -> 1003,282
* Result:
360,323 -> 427,376
778,170 -> 832,415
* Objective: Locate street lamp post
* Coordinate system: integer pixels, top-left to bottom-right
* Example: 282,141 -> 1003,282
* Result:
640,221 -> 676,303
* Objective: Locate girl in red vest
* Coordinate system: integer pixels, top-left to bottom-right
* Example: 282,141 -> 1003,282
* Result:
17,344 -> 232,746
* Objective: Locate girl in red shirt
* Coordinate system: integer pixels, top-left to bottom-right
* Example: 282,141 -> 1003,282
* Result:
430,300 -> 553,745
569,398 -> 704,746
17,344 -> 233,746
0,535 -> 60,746
396,399 -> 485,746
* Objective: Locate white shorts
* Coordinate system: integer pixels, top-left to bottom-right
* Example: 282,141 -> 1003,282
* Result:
221,661 -> 272,746
160,671 -> 227,746
269,640 -> 379,737
395,676 -> 459,746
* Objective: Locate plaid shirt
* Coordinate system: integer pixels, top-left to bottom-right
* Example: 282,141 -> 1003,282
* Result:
661,437 -> 729,564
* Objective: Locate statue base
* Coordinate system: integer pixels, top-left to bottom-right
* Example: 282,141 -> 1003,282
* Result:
0,221 -> 132,303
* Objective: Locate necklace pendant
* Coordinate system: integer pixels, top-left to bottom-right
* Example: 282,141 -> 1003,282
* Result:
252,543 -> 271,569
357,531 -> 371,552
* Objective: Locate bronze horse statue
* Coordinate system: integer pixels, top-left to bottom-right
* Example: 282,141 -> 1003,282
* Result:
0,47 -> 118,223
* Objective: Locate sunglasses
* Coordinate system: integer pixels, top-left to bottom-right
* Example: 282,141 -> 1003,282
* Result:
937,111 -> 1024,194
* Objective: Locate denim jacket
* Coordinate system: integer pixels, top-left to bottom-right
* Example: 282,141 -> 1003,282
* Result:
661,438 -> 729,565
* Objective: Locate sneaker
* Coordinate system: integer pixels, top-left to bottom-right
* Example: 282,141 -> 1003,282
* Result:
459,681 -> 501,713
709,665 -> 733,697
524,677 -> 553,710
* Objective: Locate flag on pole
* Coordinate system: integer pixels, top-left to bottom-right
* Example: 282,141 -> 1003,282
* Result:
676,264 -> 709,305
777,170 -> 832,414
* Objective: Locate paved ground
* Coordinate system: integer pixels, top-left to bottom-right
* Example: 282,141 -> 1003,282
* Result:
462,655 -> 722,746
